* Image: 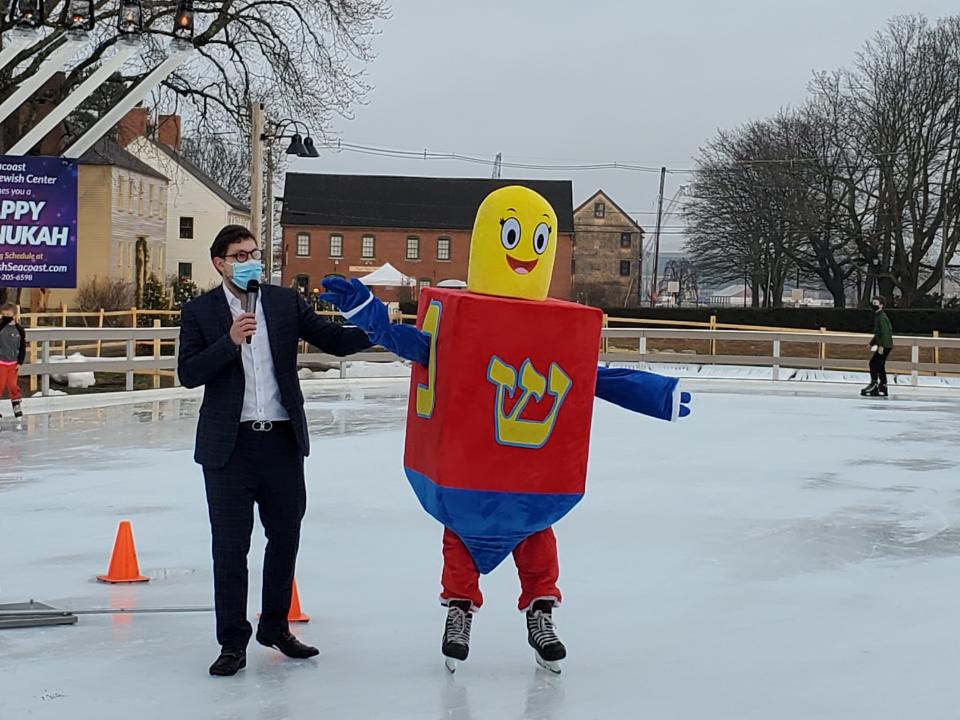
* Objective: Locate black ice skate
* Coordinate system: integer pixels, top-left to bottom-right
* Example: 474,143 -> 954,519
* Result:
877,384 -> 889,397
526,599 -> 566,674
860,382 -> 878,396
442,600 -> 473,673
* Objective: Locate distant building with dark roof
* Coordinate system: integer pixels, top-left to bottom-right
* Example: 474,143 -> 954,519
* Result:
280,173 -> 575,301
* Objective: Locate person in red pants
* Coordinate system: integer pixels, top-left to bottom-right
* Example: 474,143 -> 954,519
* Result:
440,527 -> 564,672
0,303 -> 25,430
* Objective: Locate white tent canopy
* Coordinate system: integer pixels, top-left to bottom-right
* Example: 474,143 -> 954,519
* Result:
357,263 -> 415,287
436,278 -> 467,288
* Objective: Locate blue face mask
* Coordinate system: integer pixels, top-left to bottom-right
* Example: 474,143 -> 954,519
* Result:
229,259 -> 263,291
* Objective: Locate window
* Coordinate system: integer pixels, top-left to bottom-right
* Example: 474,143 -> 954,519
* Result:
178,262 -> 192,280
406,235 -> 420,260
437,237 -> 451,261
620,232 -> 632,248
138,181 -> 145,215
619,260 -> 631,277
297,233 -> 311,257
148,184 -> 155,216
179,216 -> 194,239
361,235 -> 375,258
294,274 -> 310,292
418,278 -> 431,295
329,234 -> 343,258
594,202 -> 605,218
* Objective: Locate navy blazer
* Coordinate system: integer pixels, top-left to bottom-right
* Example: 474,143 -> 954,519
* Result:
178,284 -> 372,469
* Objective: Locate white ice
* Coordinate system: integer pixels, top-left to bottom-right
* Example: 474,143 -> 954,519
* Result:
1,379 -> 960,719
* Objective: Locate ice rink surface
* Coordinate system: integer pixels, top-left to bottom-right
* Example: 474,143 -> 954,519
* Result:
1,379 -> 959,719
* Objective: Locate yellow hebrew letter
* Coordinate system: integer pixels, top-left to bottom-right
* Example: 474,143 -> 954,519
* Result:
415,301 -> 442,418
487,358 -> 572,449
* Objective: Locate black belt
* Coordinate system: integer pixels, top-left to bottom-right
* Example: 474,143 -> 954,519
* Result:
239,420 -> 290,433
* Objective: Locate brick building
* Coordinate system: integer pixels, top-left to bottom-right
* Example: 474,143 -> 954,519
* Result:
280,174 -> 575,302
572,190 -> 645,308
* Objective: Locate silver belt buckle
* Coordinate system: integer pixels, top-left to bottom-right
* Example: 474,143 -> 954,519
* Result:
252,420 -> 273,432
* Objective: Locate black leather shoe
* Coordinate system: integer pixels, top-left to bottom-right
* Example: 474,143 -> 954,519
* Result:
209,648 -> 246,676
256,629 -> 319,659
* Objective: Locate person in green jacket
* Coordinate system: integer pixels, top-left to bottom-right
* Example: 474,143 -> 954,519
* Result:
862,295 -> 893,397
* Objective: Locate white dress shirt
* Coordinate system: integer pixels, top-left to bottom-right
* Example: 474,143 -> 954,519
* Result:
222,283 -> 290,423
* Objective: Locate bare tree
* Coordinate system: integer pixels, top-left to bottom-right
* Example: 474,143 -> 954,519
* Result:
0,1 -> 389,148
686,14 -> 960,308
180,134 -> 252,204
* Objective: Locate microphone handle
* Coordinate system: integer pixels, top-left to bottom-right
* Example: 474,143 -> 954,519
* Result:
244,291 -> 257,344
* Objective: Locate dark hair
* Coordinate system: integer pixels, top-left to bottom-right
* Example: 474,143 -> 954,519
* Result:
0,302 -> 17,313
210,225 -> 256,259
872,295 -> 886,306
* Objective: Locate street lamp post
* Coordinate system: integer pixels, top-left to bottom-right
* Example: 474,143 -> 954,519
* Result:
249,109 -> 320,283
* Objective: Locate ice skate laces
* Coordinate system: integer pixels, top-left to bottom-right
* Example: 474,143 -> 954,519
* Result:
528,609 -> 560,647
445,605 -> 471,645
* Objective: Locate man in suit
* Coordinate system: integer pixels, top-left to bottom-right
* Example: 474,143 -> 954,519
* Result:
178,225 -> 372,676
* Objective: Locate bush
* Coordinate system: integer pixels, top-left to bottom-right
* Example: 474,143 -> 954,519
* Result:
171,276 -> 199,310
75,278 -> 136,327
138,273 -> 170,327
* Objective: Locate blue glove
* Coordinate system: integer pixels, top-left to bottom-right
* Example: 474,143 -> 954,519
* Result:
320,277 -> 429,365
595,366 -> 692,421
320,276 -> 371,315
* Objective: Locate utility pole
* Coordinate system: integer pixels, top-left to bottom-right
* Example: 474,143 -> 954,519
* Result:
264,145 -> 275,283
649,166 -> 666,308
250,100 -> 265,254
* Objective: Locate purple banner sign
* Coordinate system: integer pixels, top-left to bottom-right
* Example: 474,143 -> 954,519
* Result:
0,156 -> 78,288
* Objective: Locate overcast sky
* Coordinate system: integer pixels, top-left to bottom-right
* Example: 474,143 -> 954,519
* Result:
288,0 -> 958,249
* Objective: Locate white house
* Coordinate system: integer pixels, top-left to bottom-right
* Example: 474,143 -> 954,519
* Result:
123,113 -> 250,290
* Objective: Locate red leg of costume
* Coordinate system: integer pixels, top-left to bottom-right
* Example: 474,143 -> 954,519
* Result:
440,527 -> 562,612
513,527 -> 561,611
440,528 -> 483,609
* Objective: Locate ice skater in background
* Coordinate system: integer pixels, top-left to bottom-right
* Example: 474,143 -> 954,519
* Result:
0,303 -> 25,430
322,186 -> 692,674
862,295 -> 893,397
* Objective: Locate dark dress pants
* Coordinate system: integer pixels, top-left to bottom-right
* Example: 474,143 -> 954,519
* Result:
202,422 -> 306,649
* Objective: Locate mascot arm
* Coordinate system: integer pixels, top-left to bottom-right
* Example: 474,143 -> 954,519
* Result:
321,277 -> 430,366
594,366 -> 692,421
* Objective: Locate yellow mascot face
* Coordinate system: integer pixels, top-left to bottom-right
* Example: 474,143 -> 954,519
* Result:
466,186 -> 558,302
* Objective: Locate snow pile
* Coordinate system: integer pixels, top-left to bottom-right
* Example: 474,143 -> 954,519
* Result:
299,361 -> 411,380
48,353 -> 96,388
30,389 -> 68,397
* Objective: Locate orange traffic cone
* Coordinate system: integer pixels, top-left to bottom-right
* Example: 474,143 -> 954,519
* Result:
96,520 -> 149,583
288,579 -> 310,623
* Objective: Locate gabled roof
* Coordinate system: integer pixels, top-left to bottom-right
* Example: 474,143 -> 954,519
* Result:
78,137 -> 168,181
281,174 -> 575,232
574,189 -> 644,233
150,140 -> 249,213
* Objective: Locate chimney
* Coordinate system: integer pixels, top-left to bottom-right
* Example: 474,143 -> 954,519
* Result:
156,114 -> 182,152
116,107 -> 149,147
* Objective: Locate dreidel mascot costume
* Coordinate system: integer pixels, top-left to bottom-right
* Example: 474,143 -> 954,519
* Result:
322,186 -> 691,673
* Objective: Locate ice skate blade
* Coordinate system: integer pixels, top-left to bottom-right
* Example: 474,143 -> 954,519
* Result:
444,657 -> 458,674
534,653 -> 562,675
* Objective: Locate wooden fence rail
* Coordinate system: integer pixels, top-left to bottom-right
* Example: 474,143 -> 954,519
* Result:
19,325 -> 960,397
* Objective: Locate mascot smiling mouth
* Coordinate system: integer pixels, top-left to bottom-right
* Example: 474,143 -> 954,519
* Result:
506,256 -> 539,275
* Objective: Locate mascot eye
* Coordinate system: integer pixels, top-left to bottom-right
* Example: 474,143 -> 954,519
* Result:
533,222 -> 551,255
500,217 -> 521,250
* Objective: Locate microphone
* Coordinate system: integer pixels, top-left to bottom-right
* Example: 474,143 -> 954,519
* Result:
244,279 -> 259,344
